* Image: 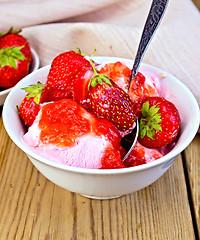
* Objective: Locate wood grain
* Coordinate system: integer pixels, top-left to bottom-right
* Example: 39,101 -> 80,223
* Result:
184,135 -> 200,237
0,117 -> 196,239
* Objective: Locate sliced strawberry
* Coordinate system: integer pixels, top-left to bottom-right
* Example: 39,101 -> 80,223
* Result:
101,147 -> 125,169
41,50 -> 92,102
19,82 -> 45,127
73,69 -> 94,106
92,118 -> 122,149
38,99 -> 122,149
99,61 -> 131,91
129,72 -> 159,116
123,141 -> 163,167
39,99 -> 91,147
138,97 -> 181,148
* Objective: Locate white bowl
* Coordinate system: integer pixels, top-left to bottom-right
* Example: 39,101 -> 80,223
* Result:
0,48 -> 40,106
2,57 -> 200,199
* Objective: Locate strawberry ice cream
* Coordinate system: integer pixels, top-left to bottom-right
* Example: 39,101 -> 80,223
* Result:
23,99 -> 125,169
21,54 -> 180,169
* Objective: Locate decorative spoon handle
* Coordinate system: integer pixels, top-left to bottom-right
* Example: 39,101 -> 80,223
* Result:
129,0 -> 169,86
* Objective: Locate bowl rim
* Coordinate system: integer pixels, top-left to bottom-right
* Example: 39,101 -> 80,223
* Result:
2,57 -> 200,175
0,47 -> 40,97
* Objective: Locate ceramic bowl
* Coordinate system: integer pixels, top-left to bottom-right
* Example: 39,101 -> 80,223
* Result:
2,57 -> 200,199
0,48 -> 40,106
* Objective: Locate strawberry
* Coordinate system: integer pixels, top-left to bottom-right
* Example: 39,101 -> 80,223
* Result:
123,141 -> 163,167
99,61 -> 131,91
41,50 -> 92,102
38,99 -> 122,148
26,98 -> 124,169
129,72 -> 159,117
0,27 -> 32,88
73,69 -> 94,106
93,118 -> 122,149
101,147 -> 125,169
18,82 -> 45,127
138,97 -> 181,148
83,60 -> 136,134
0,27 -> 32,63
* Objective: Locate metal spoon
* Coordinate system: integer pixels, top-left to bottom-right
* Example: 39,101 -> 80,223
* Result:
129,0 -> 169,85
122,0 -> 169,161
121,117 -> 139,161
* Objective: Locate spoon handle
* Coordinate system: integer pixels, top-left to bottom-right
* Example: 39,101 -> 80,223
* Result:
130,0 -> 169,85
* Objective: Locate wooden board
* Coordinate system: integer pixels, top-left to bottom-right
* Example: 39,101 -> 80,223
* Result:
0,117 -> 196,239
184,135 -> 200,237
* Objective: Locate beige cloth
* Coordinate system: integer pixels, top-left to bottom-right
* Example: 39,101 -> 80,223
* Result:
0,0 -> 120,31
0,0 -> 200,109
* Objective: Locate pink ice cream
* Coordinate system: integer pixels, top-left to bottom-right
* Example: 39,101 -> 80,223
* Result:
23,60 -> 166,169
24,130 -> 111,169
23,99 -> 123,169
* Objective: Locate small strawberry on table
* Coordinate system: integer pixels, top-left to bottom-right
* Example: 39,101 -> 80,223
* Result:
0,27 -> 32,89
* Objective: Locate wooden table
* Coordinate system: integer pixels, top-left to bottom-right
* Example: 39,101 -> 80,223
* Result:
0,1 -> 200,239
0,108 -> 199,239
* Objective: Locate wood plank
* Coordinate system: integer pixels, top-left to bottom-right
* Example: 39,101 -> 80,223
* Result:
184,134 -> 200,237
0,118 -> 196,239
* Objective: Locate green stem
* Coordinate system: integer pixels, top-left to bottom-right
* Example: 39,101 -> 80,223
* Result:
89,59 -> 98,76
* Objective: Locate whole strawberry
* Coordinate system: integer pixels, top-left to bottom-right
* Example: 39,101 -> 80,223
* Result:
138,97 -> 181,148
0,27 -> 32,88
41,50 -> 92,102
75,60 -> 136,134
19,82 -> 45,127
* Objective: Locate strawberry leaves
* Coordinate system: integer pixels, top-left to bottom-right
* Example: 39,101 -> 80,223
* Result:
139,101 -> 162,139
21,82 -> 45,104
138,97 -> 181,148
0,46 -> 25,69
88,59 -> 112,90
0,27 -> 22,37
88,73 -> 112,89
